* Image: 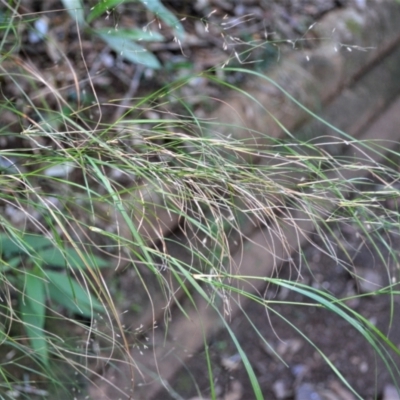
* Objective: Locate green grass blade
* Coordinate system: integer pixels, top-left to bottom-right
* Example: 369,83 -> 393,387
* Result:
19,271 -> 48,365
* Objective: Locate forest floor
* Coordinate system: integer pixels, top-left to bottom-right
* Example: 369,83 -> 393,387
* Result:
154,217 -> 400,400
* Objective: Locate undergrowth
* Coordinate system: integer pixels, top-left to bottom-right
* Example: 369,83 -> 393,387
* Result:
0,1 -> 399,399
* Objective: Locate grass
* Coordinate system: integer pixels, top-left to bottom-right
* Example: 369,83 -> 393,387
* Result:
0,1 -> 400,399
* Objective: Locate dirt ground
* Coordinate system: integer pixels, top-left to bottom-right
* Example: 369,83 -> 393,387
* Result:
153,220 -> 400,400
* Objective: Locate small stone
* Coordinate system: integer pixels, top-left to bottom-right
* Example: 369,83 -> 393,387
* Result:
221,353 -> 241,371
291,364 -> 308,379
295,383 -> 323,400
276,338 -> 303,357
273,380 -> 291,399
359,361 -> 368,373
353,267 -> 383,293
382,384 -> 400,400
224,381 -> 243,400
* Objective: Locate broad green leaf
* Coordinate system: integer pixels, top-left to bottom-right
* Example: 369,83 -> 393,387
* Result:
37,246 -> 108,270
20,272 -> 48,364
97,30 -> 161,69
87,0 -> 184,39
95,27 -> 164,42
46,271 -> 104,316
139,0 -> 185,40
87,0 -> 128,23
61,0 -> 85,27
0,233 -> 53,258
0,233 -> 107,269
20,234 -> 53,250
47,283 -> 93,317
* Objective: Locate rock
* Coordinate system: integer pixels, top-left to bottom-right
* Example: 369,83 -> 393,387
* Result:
223,381 -> 243,400
276,338 -> 303,358
273,379 -> 291,399
221,353 -> 241,371
353,267 -> 384,293
295,383 -> 323,400
382,384 -> 400,400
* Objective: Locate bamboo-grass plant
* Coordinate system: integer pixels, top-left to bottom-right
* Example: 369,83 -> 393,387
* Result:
0,1 -> 400,399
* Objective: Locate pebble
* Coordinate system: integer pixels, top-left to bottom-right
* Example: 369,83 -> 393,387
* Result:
382,384 -> 400,400
295,383 -> 323,400
353,267 -> 384,293
273,379 -> 291,399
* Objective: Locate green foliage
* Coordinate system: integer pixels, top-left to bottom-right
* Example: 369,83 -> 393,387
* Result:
61,0 -> 86,27
20,269 -> 48,365
61,0 -> 185,69
96,29 -> 163,69
0,232 -> 106,365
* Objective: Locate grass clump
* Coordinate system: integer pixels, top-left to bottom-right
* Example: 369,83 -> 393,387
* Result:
0,1 -> 400,399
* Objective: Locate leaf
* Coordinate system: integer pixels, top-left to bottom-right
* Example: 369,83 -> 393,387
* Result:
37,246 -> 109,270
87,0 -> 127,23
96,30 -> 161,69
47,284 -> 92,316
95,27 -> 164,42
46,271 -> 104,317
86,0 -> 184,39
61,0 -> 85,27
0,233 -> 107,269
138,0 -> 185,40
0,233 -> 53,258
20,272 -> 48,364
